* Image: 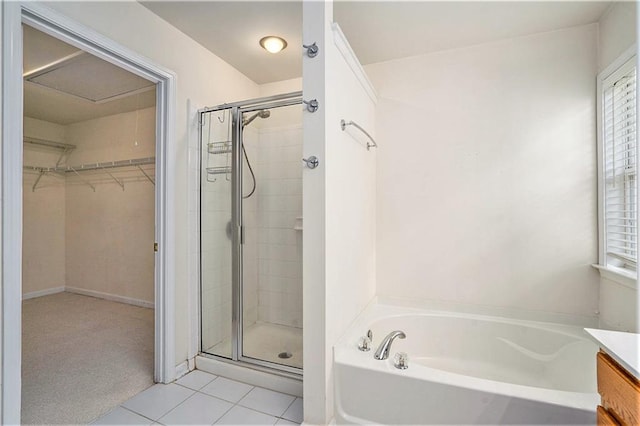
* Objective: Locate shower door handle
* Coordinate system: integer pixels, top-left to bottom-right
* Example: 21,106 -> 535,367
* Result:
302,156 -> 319,169
239,225 -> 245,244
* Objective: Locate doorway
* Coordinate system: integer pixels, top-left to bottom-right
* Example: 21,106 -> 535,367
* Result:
2,4 -> 176,424
21,24 -> 157,423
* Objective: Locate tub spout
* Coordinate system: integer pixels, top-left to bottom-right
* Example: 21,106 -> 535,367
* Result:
374,330 -> 406,360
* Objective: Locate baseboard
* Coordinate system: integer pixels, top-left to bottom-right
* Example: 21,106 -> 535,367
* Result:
65,287 -> 154,309
22,286 -> 65,300
175,360 -> 190,380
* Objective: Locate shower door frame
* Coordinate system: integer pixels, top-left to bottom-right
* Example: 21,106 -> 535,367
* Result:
199,92 -> 303,377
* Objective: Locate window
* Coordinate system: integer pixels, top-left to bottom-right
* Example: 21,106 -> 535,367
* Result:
601,57 -> 637,272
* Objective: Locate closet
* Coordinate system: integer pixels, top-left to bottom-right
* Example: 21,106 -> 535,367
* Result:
21,25 -> 158,424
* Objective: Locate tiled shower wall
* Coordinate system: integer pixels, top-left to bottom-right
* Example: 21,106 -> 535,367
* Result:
255,123 -> 303,328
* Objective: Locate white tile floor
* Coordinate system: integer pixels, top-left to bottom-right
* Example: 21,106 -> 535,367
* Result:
92,370 -> 303,425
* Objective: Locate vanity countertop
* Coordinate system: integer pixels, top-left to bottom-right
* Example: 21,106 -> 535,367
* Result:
585,328 -> 639,380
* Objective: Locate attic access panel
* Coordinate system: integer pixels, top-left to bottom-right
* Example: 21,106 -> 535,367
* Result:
25,52 -> 154,103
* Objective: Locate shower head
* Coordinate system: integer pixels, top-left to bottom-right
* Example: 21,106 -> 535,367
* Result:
242,109 -> 271,127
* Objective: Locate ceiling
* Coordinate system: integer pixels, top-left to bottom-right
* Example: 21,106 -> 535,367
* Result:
23,1 -> 613,123
140,1 -> 303,84
141,1 -> 611,85
24,26 -> 156,125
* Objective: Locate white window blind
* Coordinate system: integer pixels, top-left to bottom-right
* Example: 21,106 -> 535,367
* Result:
603,62 -> 637,270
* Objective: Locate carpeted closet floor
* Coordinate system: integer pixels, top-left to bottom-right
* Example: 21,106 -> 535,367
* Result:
22,292 -> 154,425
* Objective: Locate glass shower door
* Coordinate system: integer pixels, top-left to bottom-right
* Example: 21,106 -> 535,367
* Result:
200,92 -> 303,375
200,107 -> 234,359
239,102 -> 303,370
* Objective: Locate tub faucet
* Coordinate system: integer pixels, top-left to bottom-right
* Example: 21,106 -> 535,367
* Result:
374,330 -> 406,360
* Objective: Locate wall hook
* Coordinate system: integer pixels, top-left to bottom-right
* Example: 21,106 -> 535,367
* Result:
303,42 -> 319,58
302,156 -> 319,169
303,99 -> 319,113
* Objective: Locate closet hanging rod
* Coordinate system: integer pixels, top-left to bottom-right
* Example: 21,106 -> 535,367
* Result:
340,119 -> 378,150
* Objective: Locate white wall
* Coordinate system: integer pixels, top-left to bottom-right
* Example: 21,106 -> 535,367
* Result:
599,275 -> 637,331
598,2 -> 637,73
24,117 -> 65,142
64,107 -> 156,305
22,110 -> 156,304
22,118 -> 66,297
46,0 -> 260,367
366,24 -> 600,322
324,23 -> 377,418
259,78 -> 302,98
596,1 -> 638,332
303,2 -> 377,421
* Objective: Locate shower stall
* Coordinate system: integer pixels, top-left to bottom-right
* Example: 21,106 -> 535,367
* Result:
199,92 -> 303,375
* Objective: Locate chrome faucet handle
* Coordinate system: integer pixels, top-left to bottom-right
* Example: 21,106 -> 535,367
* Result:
358,336 -> 372,352
367,329 -> 373,341
394,352 -> 409,369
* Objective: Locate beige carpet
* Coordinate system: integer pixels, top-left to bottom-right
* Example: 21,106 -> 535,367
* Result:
22,292 -> 154,425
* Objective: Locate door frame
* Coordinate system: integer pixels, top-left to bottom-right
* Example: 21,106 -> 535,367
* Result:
2,2 -> 176,423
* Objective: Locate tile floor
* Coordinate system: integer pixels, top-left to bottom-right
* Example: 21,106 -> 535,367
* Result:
92,370 -> 303,425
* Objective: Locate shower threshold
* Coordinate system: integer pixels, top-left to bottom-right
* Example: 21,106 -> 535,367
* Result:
205,322 -> 302,369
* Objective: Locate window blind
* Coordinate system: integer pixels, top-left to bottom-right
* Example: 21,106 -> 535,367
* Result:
603,64 -> 637,269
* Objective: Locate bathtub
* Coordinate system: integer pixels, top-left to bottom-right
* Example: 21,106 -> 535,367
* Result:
334,303 -> 600,424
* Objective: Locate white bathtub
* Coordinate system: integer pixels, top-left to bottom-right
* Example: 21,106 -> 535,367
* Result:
334,304 -> 600,424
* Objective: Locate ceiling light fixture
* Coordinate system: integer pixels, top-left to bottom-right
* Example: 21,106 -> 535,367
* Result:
259,36 -> 287,54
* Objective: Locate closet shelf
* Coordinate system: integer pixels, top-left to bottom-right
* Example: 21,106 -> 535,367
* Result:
24,136 -> 77,167
24,156 -> 156,192
24,136 -> 76,152
24,157 -> 155,173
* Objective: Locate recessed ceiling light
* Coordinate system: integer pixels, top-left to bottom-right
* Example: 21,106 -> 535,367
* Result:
259,36 -> 287,54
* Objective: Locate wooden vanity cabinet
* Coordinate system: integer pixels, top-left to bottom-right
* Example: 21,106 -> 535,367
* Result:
596,351 -> 640,426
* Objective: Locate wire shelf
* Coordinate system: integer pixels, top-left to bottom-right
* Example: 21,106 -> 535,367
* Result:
206,166 -> 232,175
208,141 -> 232,155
